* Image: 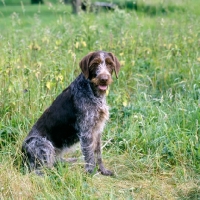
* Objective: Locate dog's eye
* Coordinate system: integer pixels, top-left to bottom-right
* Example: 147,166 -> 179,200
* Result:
90,63 -> 99,71
105,59 -> 114,68
91,62 -> 100,66
90,59 -> 102,74
90,58 -> 101,68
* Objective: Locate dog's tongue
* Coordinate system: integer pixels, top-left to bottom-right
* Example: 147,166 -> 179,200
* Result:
98,85 -> 107,91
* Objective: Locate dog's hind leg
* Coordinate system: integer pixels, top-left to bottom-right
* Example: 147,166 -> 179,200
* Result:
22,136 -> 56,175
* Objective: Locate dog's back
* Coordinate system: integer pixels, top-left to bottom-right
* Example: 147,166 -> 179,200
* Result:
22,75 -> 82,172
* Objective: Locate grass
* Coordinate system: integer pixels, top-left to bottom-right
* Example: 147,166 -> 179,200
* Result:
0,0 -> 200,199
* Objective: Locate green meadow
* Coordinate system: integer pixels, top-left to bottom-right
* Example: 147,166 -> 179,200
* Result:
0,0 -> 200,199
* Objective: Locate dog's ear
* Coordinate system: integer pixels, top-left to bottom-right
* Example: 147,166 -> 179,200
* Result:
108,52 -> 121,79
79,52 -> 94,79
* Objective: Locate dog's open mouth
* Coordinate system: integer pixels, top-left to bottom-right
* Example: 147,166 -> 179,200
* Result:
98,85 -> 108,91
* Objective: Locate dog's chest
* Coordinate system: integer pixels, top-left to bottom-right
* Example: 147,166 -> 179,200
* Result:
89,103 -> 108,127
93,104 -> 109,132
77,99 -> 109,133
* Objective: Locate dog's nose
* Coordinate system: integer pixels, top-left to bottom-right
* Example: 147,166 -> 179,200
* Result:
100,75 -> 109,82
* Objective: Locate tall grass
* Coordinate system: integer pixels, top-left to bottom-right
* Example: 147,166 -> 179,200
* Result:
0,0 -> 200,199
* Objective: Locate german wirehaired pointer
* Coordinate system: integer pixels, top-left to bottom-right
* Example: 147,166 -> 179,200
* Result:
22,51 -> 121,176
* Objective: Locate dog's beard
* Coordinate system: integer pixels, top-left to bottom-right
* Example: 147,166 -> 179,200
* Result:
90,76 -> 112,96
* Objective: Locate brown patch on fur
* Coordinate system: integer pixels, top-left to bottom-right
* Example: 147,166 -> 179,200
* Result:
91,76 -> 113,86
79,52 -> 95,79
108,52 -> 121,78
89,57 -> 101,67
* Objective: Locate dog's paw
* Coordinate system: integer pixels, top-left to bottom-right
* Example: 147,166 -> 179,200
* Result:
99,168 -> 113,176
85,164 -> 96,174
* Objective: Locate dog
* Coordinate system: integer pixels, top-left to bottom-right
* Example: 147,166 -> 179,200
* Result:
22,51 -> 121,176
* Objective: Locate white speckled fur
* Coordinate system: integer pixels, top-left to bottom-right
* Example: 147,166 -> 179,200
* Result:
96,53 -> 111,77
22,51 -> 120,176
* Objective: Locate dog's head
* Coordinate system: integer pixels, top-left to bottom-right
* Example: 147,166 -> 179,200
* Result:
79,51 -> 121,95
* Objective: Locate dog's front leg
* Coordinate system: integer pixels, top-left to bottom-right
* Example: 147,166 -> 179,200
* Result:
80,134 -> 96,174
95,134 -> 113,176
